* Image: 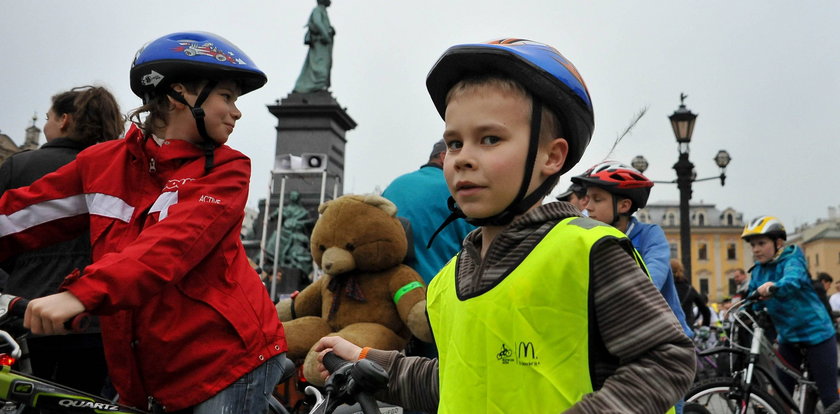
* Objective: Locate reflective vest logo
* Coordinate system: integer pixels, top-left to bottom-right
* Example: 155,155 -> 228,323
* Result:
497,341 -> 540,367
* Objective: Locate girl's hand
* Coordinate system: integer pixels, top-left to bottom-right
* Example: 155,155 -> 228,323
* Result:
757,282 -> 776,298
24,292 -> 85,335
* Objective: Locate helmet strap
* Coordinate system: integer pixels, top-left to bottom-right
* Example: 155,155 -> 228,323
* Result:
467,100 -> 544,227
166,81 -> 219,174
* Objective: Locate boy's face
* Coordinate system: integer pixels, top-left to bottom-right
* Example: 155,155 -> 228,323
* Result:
174,80 -> 242,145
584,186 -> 615,223
442,85 -> 559,219
749,236 -> 780,264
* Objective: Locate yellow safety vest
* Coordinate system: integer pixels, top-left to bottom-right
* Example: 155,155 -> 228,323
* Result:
427,217 -> 672,413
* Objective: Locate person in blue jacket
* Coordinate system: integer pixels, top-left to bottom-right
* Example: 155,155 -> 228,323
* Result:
382,139 -> 475,284
742,215 -> 838,408
573,161 -> 691,337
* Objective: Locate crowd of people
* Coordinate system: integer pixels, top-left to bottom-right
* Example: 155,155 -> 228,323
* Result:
0,30 -> 837,414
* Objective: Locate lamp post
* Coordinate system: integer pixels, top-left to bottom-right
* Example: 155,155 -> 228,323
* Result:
630,94 -> 731,284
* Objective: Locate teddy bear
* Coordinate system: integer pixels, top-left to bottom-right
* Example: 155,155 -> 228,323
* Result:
276,194 -> 433,385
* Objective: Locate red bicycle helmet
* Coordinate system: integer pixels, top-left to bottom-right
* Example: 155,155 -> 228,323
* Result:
572,161 -> 653,210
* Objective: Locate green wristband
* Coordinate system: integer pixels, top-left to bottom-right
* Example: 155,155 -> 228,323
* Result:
393,281 -> 424,304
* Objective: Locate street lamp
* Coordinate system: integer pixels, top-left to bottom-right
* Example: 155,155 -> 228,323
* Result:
631,94 -> 731,283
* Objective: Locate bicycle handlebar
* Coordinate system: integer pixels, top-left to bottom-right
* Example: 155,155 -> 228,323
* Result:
310,352 -> 389,414
6,296 -> 91,333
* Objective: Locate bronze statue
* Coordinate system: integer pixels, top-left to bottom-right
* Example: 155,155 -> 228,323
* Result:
265,191 -> 314,275
293,0 -> 335,93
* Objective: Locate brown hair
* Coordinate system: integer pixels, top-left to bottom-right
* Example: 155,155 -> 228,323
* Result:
445,74 -> 564,190
671,258 -> 686,282
127,80 -> 205,137
52,86 -> 124,147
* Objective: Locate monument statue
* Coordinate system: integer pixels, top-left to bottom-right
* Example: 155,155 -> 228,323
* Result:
293,0 -> 335,94
265,191 -> 314,276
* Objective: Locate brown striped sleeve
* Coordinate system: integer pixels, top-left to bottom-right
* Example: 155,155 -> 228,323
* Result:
567,239 -> 696,414
364,349 -> 439,412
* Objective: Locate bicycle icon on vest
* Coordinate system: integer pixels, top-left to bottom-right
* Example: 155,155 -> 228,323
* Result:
497,344 -> 514,364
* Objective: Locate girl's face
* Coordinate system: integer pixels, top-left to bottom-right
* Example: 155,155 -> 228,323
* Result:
43,109 -> 69,141
749,236 -> 780,264
175,80 -> 242,145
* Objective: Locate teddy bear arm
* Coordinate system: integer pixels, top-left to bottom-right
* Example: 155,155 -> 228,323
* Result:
389,266 -> 432,342
292,277 -> 325,318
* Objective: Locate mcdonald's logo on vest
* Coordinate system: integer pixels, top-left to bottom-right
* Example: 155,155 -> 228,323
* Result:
517,341 -> 540,367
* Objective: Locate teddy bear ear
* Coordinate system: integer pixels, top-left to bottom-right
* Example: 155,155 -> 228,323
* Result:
362,194 -> 397,217
318,199 -> 332,214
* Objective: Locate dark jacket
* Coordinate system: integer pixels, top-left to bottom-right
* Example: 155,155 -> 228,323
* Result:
676,279 -> 711,327
0,138 -> 92,298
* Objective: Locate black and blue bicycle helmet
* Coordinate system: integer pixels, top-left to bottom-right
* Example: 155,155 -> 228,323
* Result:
130,31 -> 267,100
129,31 -> 267,172
426,38 -> 595,230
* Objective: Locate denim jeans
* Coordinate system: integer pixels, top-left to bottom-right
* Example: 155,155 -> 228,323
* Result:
191,353 -> 287,414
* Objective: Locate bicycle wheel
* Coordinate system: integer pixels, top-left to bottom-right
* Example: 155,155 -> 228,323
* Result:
685,377 -> 786,414
824,400 -> 840,414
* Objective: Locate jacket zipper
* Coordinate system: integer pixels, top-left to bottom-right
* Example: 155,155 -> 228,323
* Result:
149,158 -> 156,173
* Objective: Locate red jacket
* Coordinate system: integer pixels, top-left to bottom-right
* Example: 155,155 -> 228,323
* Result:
0,125 -> 286,411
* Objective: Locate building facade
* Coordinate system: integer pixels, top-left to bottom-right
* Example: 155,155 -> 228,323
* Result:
0,117 -> 43,165
791,206 -> 840,290
636,201 -> 752,301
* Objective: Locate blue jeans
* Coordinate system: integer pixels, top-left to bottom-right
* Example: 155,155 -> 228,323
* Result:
192,353 -> 287,414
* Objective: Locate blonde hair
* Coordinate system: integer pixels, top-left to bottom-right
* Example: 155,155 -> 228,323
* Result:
445,75 -> 561,144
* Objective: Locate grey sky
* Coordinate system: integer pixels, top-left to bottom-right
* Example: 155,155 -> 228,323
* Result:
1,1 -> 838,231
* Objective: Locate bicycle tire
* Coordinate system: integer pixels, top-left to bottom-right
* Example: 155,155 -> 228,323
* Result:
824,400 -> 840,414
685,377 -> 786,414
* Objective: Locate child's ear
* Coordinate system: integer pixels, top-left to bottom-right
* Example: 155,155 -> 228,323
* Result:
167,83 -> 189,109
616,198 -> 633,214
58,113 -> 72,132
541,137 -> 568,176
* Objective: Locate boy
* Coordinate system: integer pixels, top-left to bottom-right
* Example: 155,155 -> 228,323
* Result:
572,161 -> 692,337
743,216 -> 838,408
316,39 -> 694,413
0,32 -> 287,412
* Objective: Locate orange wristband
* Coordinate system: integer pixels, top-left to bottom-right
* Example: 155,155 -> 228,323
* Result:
358,346 -> 371,360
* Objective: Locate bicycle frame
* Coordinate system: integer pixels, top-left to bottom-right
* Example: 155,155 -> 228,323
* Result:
0,342 -> 147,413
697,295 -> 821,413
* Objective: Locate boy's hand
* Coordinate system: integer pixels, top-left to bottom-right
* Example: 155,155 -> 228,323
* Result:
24,292 -> 86,335
757,282 -> 776,298
315,336 -> 362,380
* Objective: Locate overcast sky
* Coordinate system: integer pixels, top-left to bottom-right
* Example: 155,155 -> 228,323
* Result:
1,1 -> 838,231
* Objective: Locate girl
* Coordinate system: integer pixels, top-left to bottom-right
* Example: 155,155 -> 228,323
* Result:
0,32 -> 288,413
0,85 -> 123,396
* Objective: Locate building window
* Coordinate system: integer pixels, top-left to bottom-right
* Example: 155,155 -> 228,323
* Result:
698,243 -> 708,261
727,243 -> 737,260
726,213 -> 734,226
697,213 -> 705,226
816,254 -> 820,266
699,279 -> 709,296
667,213 -> 676,226
670,242 -> 678,259
729,278 -> 736,296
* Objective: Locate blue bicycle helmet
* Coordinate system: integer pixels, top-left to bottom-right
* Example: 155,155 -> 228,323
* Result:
426,38 -> 594,175
130,31 -> 267,100
425,39 -> 594,232
130,32 -> 267,173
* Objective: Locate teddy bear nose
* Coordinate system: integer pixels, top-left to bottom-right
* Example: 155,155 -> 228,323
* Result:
322,247 -> 355,275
